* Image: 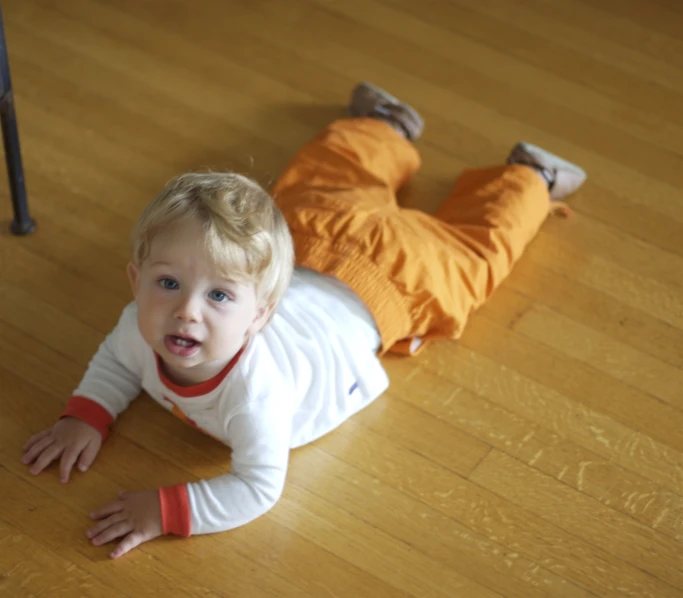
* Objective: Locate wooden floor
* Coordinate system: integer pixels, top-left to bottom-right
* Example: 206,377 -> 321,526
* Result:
1,0 -> 682,596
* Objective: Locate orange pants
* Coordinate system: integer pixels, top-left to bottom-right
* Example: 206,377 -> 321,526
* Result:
272,118 -> 550,355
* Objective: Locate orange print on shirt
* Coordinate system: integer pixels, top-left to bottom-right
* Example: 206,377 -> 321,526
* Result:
162,396 -> 219,440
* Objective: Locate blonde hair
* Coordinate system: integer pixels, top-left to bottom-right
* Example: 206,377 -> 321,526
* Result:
131,172 -> 294,308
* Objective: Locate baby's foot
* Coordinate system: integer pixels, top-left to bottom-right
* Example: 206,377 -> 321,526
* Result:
507,141 -> 587,201
349,82 -> 424,141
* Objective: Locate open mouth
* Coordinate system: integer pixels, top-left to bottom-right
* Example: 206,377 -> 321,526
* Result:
164,334 -> 201,357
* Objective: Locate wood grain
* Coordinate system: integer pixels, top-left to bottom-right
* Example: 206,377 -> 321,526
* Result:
1,0 -> 682,596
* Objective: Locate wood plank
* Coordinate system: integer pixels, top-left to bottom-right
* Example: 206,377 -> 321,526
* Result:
318,409 -> 682,598
2,167 -> 134,263
312,0 -> 683,156
536,218 -> 683,294
4,213 -> 130,299
0,520 -> 126,598
457,0 -> 683,95
567,189 -> 683,259
383,361 -> 683,544
0,467 -> 292,598
494,261 -> 683,369
3,243 -> 126,333
512,304 -> 683,410
288,448 -> 590,598
0,281 -> 105,365
275,485 -> 504,598
460,317 -> 683,452
0,432 -> 237,598
16,1 -> 313,157
415,341 -> 683,495
342,389 -> 491,475
578,0 -> 683,48
523,233 -> 683,331
470,451 -> 683,589
0,320 -> 83,403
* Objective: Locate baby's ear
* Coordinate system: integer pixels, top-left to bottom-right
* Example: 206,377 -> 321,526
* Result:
248,303 -> 274,336
126,262 -> 141,297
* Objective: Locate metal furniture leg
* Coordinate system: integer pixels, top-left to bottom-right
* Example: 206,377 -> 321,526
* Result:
0,4 -> 35,235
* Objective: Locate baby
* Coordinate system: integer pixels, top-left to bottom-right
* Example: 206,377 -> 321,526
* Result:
22,82 -> 586,558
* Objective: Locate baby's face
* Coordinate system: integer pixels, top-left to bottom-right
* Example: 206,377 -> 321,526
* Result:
128,219 -> 270,386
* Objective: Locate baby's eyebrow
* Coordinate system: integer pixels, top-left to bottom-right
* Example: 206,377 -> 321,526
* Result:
214,270 -> 246,285
215,278 -> 240,288
214,276 -> 256,293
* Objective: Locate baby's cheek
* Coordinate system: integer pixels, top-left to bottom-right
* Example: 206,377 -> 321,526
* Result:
137,309 -> 161,342
214,327 -> 238,351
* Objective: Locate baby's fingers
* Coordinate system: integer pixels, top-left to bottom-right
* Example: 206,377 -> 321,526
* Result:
90,498 -> 124,521
60,439 -> 100,483
59,443 -> 86,484
22,429 -> 51,453
77,440 -> 100,474
87,513 -> 129,545
29,443 -> 64,476
21,435 -> 56,466
109,532 -> 145,559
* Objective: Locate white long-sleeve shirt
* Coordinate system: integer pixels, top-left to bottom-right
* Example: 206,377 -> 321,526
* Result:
63,268 -> 388,536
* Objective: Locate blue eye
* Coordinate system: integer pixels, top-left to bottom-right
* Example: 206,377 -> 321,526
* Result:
159,278 -> 179,290
209,290 -> 229,302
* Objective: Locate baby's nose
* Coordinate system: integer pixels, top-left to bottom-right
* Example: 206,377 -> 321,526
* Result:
174,296 -> 201,322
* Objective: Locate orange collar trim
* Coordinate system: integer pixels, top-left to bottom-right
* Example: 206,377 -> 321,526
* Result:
156,346 -> 245,397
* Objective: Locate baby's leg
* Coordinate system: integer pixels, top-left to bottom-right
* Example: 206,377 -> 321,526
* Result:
272,83 -> 422,214
431,144 -> 587,318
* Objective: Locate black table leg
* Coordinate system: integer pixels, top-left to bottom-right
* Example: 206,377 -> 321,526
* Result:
0,4 -> 35,235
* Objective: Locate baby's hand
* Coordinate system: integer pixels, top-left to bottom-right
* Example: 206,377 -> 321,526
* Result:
87,490 -> 163,559
21,418 -> 102,483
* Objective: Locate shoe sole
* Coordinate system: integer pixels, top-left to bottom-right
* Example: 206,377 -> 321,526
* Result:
349,82 -> 400,117
351,82 -> 425,140
516,141 -> 586,179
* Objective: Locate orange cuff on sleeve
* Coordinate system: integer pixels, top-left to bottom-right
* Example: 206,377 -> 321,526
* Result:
60,396 -> 114,440
159,484 -> 191,537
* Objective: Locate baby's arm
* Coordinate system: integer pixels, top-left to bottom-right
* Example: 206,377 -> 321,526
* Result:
65,303 -> 145,433
162,410 -> 291,536
21,305 -> 144,481
84,408 -> 291,558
